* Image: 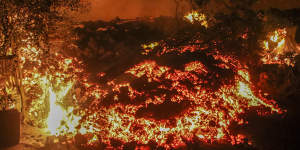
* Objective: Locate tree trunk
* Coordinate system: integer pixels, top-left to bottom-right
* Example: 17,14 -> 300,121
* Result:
16,51 -> 27,122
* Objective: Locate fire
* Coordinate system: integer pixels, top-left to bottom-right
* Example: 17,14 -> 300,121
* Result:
47,82 -> 81,136
184,11 -> 208,28
19,38 -> 284,148
261,28 -> 296,66
262,28 -> 286,51
19,43 -> 87,135
17,13 -> 288,149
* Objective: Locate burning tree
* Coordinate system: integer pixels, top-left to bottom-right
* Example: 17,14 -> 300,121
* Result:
0,0 -> 88,125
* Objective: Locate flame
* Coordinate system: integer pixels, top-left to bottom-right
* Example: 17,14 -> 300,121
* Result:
47,87 -> 63,135
261,28 -> 296,66
184,11 -> 208,28
19,43 -> 87,135
47,82 -> 82,136
265,29 -> 287,51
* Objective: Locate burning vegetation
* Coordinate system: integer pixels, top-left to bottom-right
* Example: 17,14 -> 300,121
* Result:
1,0 -> 300,150
261,28 -> 295,66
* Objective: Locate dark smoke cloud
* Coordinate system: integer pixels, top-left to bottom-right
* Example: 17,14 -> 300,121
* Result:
79,0 -> 193,21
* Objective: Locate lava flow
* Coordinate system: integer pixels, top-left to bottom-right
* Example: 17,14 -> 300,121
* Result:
75,37 -> 283,148
79,59 -> 282,148
19,11 -> 286,149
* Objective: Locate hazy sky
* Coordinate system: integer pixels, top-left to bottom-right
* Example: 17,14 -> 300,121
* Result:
79,0 -> 300,21
79,0 -> 191,21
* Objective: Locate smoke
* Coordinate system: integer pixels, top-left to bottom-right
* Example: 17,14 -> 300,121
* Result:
79,0 -> 193,21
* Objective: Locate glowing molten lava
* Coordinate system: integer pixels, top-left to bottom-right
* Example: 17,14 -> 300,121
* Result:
19,14 -> 287,149
47,82 -> 81,136
71,38 -> 284,148
82,59 -> 281,148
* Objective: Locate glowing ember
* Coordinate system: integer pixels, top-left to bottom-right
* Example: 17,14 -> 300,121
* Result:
184,11 -> 208,28
126,60 -> 170,82
141,42 -> 159,55
184,61 -> 208,74
142,42 -> 159,49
